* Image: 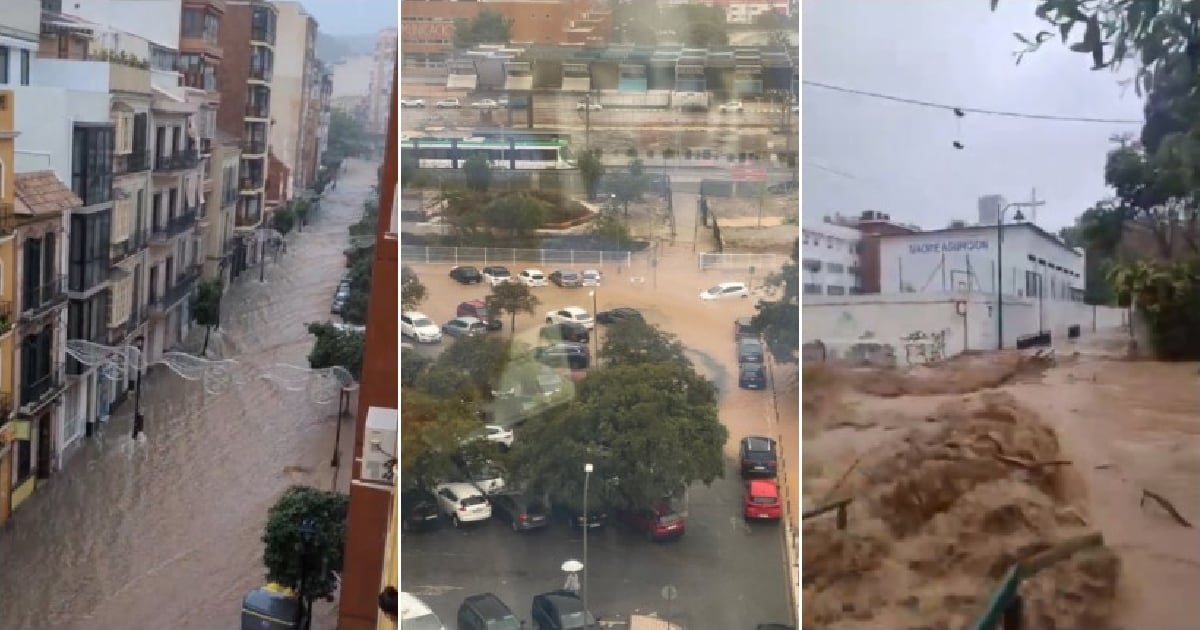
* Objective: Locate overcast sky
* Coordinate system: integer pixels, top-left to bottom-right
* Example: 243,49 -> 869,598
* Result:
298,0 -> 397,36
802,0 -> 1145,233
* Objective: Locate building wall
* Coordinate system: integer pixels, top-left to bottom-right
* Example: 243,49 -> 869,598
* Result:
11,86 -> 111,183
855,221 -> 916,294
0,0 -> 42,42
0,90 -> 17,502
203,143 -> 239,283
215,3 -> 251,140
268,1 -> 314,199
800,221 -> 861,296
67,0 -> 183,49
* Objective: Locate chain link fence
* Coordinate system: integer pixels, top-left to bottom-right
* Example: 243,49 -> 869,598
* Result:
401,245 -> 643,267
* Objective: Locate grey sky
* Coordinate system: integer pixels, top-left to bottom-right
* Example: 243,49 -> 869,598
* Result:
297,0 -> 397,36
802,0 -> 1144,233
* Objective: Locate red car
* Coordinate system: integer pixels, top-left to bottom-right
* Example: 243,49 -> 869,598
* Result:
619,503 -> 686,541
743,479 -> 782,521
457,299 -> 502,331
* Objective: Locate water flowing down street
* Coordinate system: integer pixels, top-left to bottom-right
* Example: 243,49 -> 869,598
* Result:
0,159 -> 380,630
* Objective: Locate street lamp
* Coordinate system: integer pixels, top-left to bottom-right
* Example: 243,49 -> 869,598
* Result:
296,518 -> 318,630
588,290 -> 598,352
131,335 -> 145,440
582,462 -> 593,615
996,201 -> 1040,349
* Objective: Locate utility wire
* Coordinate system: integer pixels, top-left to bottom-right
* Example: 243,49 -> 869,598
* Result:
803,79 -> 1142,125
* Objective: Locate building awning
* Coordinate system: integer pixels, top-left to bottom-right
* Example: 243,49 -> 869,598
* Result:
13,171 -> 81,217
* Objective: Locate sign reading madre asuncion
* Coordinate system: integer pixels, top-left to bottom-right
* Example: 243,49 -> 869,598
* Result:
908,239 -> 990,255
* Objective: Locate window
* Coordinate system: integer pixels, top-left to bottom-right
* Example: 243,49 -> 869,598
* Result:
71,125 -> 114,206
1025,270 -> 1041,298
20,50 -> 29,86
803,283 -> 822,295
827,285 -> 846,296
0,47 -> 8,84
826,263 -> 844,274
68,211 -> 111,294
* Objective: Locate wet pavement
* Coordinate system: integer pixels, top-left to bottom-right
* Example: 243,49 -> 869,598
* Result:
0,158 -> 380,630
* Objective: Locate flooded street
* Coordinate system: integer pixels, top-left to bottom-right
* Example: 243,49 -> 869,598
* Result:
0,159 -> 379,630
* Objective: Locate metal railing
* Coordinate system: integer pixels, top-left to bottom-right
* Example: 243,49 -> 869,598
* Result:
248,64 -> 272,81
399,245 -> 641,267
110,229 -> 148,264
20,275 -> 67,322
150,267 -> 200,315
115,150 -> 150,175
149,212 -> 197,243
240,174 -> 264,191
971,533 -> 1105,630
19,362 -> 64,412
242,139 -> 267,154
245,103 -> 269,119
236,211 -> 263,228
250,26 -> 275,45
154,150 -> 198,172
107,314 -> 138,345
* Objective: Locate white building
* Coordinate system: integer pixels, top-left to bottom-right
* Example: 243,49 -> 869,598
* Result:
801,220 -> 862,296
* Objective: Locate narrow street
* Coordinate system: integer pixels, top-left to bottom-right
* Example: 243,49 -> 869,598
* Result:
0,159 -> 380,630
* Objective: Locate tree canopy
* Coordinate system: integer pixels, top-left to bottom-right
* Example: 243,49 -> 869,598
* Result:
306,321 -> 365,379
463,151 -> 493,193
484,193 -> 547,239
752,238 -> 799,363
261,485 -> 348,600
401,265 -> 427,312
324,110 -> 368,164
486,281 -> 540,334
599,319 -> 690,367
191,278 -> 222,355
577,150 -> 605,201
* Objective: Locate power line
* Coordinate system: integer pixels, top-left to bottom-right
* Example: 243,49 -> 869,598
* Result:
803,79 -> 1142,125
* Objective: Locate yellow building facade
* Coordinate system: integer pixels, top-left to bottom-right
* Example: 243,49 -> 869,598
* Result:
0,90 -> 19,525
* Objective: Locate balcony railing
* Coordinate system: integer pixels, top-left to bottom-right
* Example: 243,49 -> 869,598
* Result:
249,65 -> 272,82
110,229 -> 148,265
20,362 -> 65,413
115,150 -> 150,175
240,174 -> 264,191
154,150 -> 199,172
242,139 -> 267,154
20,275 -> 67,323
236,210 -> 262,228
149,211 -> 198,244
250,26 -> 275,46
107,311 -> 138,344
150,269 -> 199,316
246,103 -> 269,119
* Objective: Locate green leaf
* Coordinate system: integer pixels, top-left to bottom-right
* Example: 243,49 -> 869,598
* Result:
1060,21 -> 1073,43
1014,32 -> 1032,45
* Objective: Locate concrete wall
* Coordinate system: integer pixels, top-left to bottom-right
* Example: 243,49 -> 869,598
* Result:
69,0 -> 182,49
0,0 -> 42,43
803,292 -> 1127,365
11,86 -> 110,185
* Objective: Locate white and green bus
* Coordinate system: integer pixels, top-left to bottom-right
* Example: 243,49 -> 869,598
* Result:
400,134 -> 577,171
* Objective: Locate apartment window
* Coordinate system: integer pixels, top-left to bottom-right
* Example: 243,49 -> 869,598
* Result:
111,112 -> 133,155
827,286 -> 846,296
801,258 -> 821,273
68,211 -> 111,293
71,125 -> 114,207
19,325 -> 54,410
803,283 -> 823,295
20,50 -> 29,86
1025,270 -> 1041,298
149,44 -> 178,72
826,262 -> 845,274
68,292 -> 108,342
0,47 -> 8,84
182,8 -> 206,38
132,113 -> 147,155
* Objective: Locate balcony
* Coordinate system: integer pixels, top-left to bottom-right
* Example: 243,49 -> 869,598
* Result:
107,314 -> 138,346
149,212 -> 198,246
240,173 -> 265,193
35,57 -> 152,96
200,138 -> 213,155
242,139 -> 267,155
0,301 -> 13,337
19,362 -> 66,415
249,65 -> 272,82
115,150 -> 150,176
19,276 -> 67,324
149,270 -> 199,317
183,0 -> 226,13
110,230 -> 148,265
236,209 -> 263,229
179,35 -> 223,61
250,26 -> 276,47
155,150 -> 199,172
246,102 -> 270,120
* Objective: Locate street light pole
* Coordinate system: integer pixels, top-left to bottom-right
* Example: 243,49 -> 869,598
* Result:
995,201 -> 1039,349
132,335 -> 145,440
297,518 -> 317,630
589,290 -> 598,352
583,462 -> 593,615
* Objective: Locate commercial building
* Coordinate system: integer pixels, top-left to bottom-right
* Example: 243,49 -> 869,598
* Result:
269,1 -> 316,200
367,28 -> 396,136
338,67 -> 398,630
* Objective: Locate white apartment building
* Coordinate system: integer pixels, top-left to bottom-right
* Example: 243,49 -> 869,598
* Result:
367,28 -> 396,136
801,220 -> 863,297
268,1 -> 316,201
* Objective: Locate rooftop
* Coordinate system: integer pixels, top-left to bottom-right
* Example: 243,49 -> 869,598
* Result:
13,170 -> 82,217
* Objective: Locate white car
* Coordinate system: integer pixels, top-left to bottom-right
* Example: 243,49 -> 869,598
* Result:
719,100 -> 744,113
484,424 -> 513,448
699,281 -> 749,300
401,311 -> 442,343
518,268 -> 547,287
400,98 -> 425,108
435,97 -> 461,108
400,592 -> 445,629
471,99 -> 500,109
482,265 -> 512,286
434,482 -> 492,527
580,269 -> 602,287
576,100 -> 602,111
458,459 -> 507,495
545,306 -> 594,330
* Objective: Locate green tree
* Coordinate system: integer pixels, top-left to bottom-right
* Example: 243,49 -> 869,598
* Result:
401,391 -> 483,487
588,212 -> 632,249
401,347 -> 433,388
292,199 -> 310,228
463,151 -> 493,193
509,361 -> 728,510
261,485 -> 349,601
306,321 -> 365,379
273,207 -> 296,235
401,154 -> 418,190
342,253 -> 374,325
401,265 -> 426,312
325,110 -> 368,163
672,5 -> 728,47
419,335 -> 518,401
191,278 -> 222,355
484,193 -> 546,238
486,281 -> 540,336
752,238 -> 799,363
599,319 -> 691,367
577,150 -> 606,201
454,10 -> 512,49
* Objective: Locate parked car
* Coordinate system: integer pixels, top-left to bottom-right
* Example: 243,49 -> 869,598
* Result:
739,363 -> 767,390
743,479 -> 782,521
435,97 -> 461,108
442,316 -> 488,338
719,100 -> 745,113
739,436 -> 778,478
449,265 -> 483,284
539,322 -> 590,344
457,299 -> 502,331
434,482 -> 492,528
330,295 -> 348,315
401,311 -> 442,343
458,594 -> 521,630
489,491 -> 550,532
470,99 -> 500,110
482,266 -> 512,286
549,269 -> 581,287
544,306 -> 594,329
401,487 -> 441,532
700,281 -> 749,300
580,269 -> 602,287
401,592 -> 446,629
576,100 -> 603,111
531,590 -> 601,630
595,307 -> 643,325
454,456 -> 507,494
618,503 -> 686,541
734,316 -> 759,341
518,268 -> 548,287
551,501 -> 608,529
738,338 -> 765,364
483,423 -> 514,448
534,342 -> 590,370
399,98 -> 425,108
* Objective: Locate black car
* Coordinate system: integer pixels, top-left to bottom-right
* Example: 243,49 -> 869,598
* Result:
450,265 -> 483,284
739,363 -> 767,390
595,307 -> 644,325
549,269 -> 581,287
400,488 -> 441,532
734,317 -> 758,341
531,591 -> 600,630
551,502 -> 609,530
490,491 -> 550,532
457,593 -> 522,630
330,295 -> 347,316
539,322 -> 590,344
739,436 -> 778,478
534,343 -> 589,370
738,338 -> 765,364
768,180 -> 798,195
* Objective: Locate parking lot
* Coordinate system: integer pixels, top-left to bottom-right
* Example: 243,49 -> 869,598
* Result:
401,252 -> 795,628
